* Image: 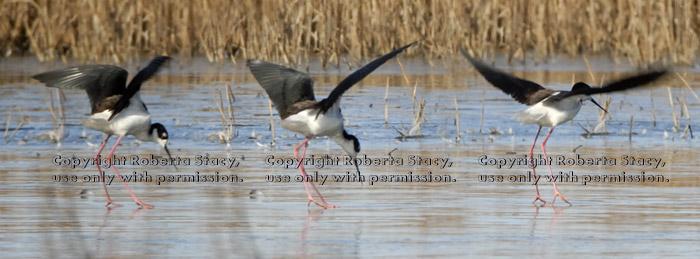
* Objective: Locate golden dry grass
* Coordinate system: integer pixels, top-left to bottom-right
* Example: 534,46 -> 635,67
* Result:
1,0 -> 698,65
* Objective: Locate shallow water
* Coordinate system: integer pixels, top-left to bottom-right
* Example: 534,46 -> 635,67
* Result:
1,56 -> 699,257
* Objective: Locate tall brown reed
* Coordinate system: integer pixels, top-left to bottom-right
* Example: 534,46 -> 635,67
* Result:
214,85 -> 236,144
45,88 -> 65,143
2,0 -> 697,65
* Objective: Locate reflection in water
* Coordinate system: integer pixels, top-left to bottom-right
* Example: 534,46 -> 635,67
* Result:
1,57 -> 699,257
299,209 -> 324,258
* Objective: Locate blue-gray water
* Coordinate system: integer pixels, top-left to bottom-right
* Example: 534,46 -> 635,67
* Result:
1,56 -> 699,258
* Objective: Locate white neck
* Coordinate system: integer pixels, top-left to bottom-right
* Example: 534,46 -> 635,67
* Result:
133,127 -> 157,142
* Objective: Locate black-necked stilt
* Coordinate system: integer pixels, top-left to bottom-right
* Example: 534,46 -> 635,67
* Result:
33,56 -> 172,208
461,50 -> 666,206
248,42 -> 416,209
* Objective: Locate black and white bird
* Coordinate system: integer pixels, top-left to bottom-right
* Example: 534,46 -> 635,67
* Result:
32,56 -> 173,208
461,49 -> 666,206
248,42 -> 416,209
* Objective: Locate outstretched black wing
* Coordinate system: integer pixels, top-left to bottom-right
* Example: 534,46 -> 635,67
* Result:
553,71 -> 667,100
32,65 -> 128,114
109,56 -> 170,119
316,41 -> 417,113
461,49 -> 553,105
247,60 -> 316,119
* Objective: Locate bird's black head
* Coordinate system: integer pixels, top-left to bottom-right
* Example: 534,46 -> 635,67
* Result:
571,82 -> 608,113
151,123 -> 178,171
571,82 -> 592,91
340,130 -> 361,174
151,123 -> 169,142
343,130 -> 361,153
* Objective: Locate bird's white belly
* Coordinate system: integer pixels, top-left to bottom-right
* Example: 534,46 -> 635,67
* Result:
280,108 -> 344,137
82,104 -> 151,137
112,113 -> 151,136
516,100 -> 582,127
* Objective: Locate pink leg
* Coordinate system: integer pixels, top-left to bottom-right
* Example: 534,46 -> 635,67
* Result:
293,137 -> 337,209
293,137 -> 310,190
95,135 -> 121,207
529,126 -> 546,206
107,135 -> 153,208
293,137 -> 310,162
293,138 -> 315,201
541,126 -> 571,206
300,141 -> 337,208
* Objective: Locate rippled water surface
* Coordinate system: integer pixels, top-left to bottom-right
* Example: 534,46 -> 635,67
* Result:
1,56 -> 699,257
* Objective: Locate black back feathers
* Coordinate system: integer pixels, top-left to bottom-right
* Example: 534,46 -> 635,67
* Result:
462,49 -> 667,104
248,42 -> 416,118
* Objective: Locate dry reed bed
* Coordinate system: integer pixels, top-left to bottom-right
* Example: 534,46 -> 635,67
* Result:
1,0 -> 698,65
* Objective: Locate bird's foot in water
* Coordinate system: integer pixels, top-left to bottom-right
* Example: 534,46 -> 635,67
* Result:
133,199 -> 154,209
307,196 -> 338,209
105,199 -> 123,208
551,191 -> 572,206
532,195 -> 547,207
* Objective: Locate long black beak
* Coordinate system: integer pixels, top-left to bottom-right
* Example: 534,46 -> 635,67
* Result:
164,145 -> 178,172
590,98 -> 608,114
